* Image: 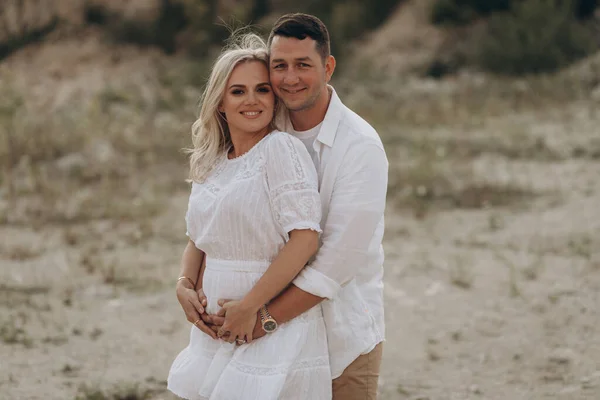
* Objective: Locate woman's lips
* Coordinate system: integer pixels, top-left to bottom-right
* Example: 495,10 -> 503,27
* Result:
241,111 -> 262,119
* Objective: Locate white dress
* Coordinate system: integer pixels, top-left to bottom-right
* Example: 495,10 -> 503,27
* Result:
167,131 -> 332,400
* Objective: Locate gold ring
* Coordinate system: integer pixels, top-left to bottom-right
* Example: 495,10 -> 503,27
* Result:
193,319 -> 201,326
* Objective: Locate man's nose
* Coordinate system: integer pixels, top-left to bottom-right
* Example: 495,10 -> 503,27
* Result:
283,70 -> 299,85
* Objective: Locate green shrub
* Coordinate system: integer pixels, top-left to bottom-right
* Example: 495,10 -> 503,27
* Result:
0,2 -> 59,61
465,0 -> 512,15
576,0 -> 598,18
431,0 -> 476,25
330,0 -> 400,41
432,0 -> 510,25
82,0 -> 404,58
476,0 -> 597,75
84,0 -> 187,54
432,0 -> 597,25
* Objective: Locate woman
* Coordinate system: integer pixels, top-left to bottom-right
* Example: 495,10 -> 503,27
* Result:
167,33 -> 331,400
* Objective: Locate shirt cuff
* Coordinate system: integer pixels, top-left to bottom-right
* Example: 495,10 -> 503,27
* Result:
293,266 -> 342,299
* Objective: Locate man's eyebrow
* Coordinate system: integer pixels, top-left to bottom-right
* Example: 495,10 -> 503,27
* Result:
270,56 -> 313,63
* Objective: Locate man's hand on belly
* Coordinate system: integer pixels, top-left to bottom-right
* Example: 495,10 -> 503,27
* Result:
202,305 -> 265,341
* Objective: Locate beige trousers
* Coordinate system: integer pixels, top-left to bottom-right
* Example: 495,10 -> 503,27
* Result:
332,343 -> 383,400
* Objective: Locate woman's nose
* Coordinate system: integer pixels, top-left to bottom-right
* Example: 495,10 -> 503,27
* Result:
245,91 -> 258,104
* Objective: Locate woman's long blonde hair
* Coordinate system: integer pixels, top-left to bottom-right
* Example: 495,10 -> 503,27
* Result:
187,32 -> 274,182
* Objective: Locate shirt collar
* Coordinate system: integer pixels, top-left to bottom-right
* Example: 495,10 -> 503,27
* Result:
315,86 -> 343,148
281,85 -> 344,148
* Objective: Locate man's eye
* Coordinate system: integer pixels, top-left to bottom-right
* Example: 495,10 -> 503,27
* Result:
272,64 -> 285,70
299,63 -> 310,68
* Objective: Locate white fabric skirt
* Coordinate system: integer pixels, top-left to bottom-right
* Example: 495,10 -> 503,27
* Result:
167,258 -> 332,400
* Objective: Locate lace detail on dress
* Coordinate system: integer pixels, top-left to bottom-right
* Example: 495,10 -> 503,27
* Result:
270,182 -> 320,228
297,195 -> 320,222
204,182 -> 220,195
270,181 -> 316,201
284,134 -> 305,181
202,155 -> 228,194
234,155 -> 266,181
229,356 -> 329,376
205,154 -> 228,178
202,151 -> 267,196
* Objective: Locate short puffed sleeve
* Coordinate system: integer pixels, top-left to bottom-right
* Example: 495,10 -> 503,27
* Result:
263,132 -> 322,239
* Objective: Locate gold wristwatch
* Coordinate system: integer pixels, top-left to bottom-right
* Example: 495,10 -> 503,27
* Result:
259,305 -> 278,333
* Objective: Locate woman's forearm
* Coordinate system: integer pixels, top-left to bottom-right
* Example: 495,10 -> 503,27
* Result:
195,256 -> 206,289
179,240 -> 205,289
240,229 -> 319,312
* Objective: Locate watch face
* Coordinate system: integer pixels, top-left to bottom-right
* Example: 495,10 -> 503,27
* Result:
264,320 -> 277,332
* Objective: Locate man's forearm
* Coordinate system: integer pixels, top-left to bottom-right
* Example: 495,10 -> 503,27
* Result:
240,230 -> 318,314
271,284 -> 324,324
252,284 -> 324,337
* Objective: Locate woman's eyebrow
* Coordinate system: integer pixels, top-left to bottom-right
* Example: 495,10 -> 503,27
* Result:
228,82 -> 270,89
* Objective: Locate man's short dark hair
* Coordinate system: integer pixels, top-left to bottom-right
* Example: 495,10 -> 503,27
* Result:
267,13 -> 330,63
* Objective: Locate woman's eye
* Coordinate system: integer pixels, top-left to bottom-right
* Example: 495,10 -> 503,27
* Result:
231,90 -> 244,95
258,87 -> 271,93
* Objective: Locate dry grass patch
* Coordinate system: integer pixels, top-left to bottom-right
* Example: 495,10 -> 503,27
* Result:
567,234 -> 593,260
0,285 -> 52,313
0,284 -> 50,295
1,60 -> 194,227
0,243 -> 43,260
448,255 -> 474,289
388,157 -> 540,216
341,51 -> 600,131
493,251 -> 525,298
525,232 -> 598,260
75,383 -> 158,400
79,245 -> 168,294
385,129 -> 548,218
408,133 -> 563,162
0,317 -> 33,347
452,183 -> 537,209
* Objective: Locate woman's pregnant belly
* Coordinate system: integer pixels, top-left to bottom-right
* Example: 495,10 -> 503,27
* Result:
202,259 -> 269,315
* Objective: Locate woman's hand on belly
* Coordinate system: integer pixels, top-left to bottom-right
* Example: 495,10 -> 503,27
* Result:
176,282 -> 217,339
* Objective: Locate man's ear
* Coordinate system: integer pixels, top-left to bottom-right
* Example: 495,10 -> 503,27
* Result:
325,55 -> 336,83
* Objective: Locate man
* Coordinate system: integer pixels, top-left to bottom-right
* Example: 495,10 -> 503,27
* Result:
206,13 -> 388,399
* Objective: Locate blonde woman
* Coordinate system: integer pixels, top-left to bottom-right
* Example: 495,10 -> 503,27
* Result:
167,33 -> 331,400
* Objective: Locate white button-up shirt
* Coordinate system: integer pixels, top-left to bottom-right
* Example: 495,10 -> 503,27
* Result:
279,87 -> 388,379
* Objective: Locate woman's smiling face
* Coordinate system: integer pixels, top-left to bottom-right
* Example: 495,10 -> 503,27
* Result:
219,61 -> 275,138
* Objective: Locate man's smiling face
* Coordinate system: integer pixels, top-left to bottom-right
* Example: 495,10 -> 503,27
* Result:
269,36 -> 332,112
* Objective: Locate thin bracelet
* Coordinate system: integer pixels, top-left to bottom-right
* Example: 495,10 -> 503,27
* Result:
177,276 -> 196,287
